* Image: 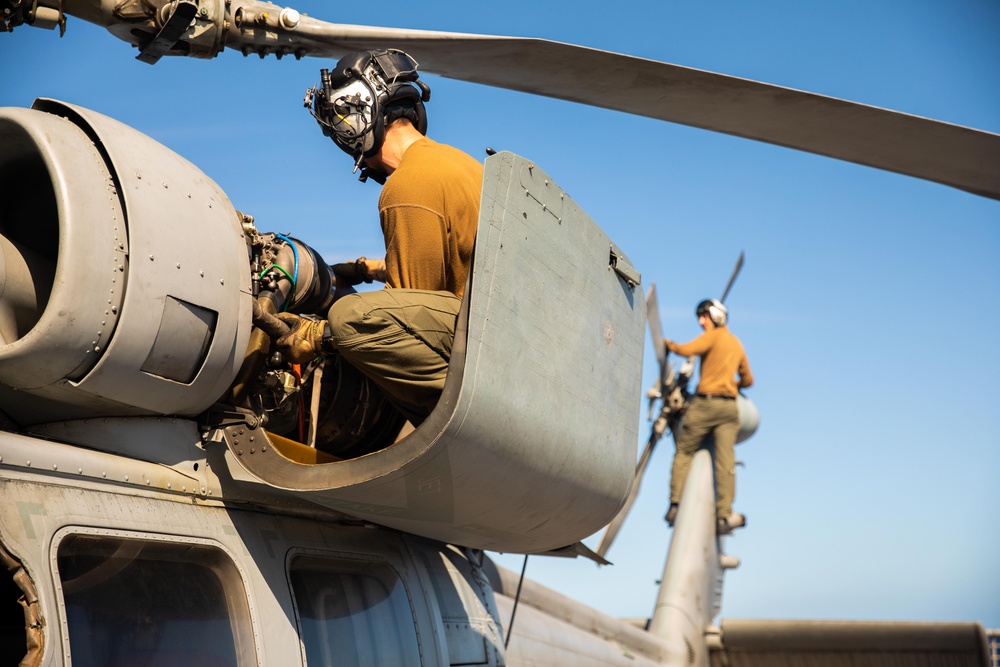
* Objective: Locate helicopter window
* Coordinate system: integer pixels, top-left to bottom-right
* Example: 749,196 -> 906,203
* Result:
0,541 -> 41,666
289,555 -> 421,667
0,565 -> 23,662
56,534 -> 256,667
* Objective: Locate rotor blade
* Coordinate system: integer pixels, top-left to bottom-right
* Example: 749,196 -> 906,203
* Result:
646,284 -> 667,377
596,427 -> 661,559
719,252 -> 745,304
283,21 -> 1000,200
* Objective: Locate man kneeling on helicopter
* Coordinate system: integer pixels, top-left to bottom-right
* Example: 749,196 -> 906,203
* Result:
275,48 -> 484,426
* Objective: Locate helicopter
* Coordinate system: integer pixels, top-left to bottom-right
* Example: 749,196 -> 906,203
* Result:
1,1 -> 998,665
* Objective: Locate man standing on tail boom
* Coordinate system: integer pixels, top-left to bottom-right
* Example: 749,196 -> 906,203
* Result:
664,299 -> 753,534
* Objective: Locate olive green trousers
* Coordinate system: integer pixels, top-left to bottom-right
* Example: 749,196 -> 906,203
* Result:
327,289 -> 462,424
669,395 -> 740,516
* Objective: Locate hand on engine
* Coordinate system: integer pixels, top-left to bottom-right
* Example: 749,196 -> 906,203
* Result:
362,257 -> 387,282
275,313 -> 327,364
331,256 -> 387,285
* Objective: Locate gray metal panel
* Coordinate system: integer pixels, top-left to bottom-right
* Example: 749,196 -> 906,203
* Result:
736,394 -> 760,444
494,595 -> 664,667
139,296 -> 217,383
419,547 -> 504,666
0,452 -> 453,667
487,561 -> 668,664
226,152 -> 646,554
41,100 -> 253,415
0,102 -> 254,421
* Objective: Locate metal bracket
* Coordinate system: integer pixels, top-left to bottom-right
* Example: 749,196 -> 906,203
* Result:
21,0 -> 65,34
609,243 -> 641,288
199,404 -> 263,431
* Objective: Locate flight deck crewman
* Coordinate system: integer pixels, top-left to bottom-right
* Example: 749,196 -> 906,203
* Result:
275,49 -> 483,425
664,299 -> 753,534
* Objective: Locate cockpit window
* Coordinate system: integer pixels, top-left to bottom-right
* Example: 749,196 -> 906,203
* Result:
56,534 -> 255,667
289,555 -> 421,667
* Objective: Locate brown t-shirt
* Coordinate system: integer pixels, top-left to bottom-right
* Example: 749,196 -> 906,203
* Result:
667,327 -> 753,397
378,137 -> 484,298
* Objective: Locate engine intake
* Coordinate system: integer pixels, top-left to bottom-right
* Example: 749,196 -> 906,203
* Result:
0,99 -> 252,424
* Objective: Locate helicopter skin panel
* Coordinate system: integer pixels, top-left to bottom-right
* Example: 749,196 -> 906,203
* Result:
495,595 -> 664,667
225,151 -> 647,554
30,100 -> 254,414
0,450 -> 488,666
487,559 -> 669,664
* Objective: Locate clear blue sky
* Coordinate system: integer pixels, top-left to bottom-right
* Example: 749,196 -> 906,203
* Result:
3,0 -> 998,627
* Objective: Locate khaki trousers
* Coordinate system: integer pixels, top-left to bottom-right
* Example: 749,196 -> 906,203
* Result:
326,289 -> 462,424
670,395 -> 740,516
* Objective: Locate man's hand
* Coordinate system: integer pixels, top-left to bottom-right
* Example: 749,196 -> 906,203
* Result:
362,257 -> 387,282
331,256 -> 387,285
275,313 -> 327,364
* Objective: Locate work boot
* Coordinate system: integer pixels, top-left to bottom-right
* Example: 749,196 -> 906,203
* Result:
665,503 -> 679,527
716,512 -> 746,535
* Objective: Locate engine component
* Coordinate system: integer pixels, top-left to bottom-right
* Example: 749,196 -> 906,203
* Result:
249,228 -> 339,316
312,356 -> 406,459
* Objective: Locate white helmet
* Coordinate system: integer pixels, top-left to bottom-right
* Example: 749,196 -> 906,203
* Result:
696,299 -> 727,326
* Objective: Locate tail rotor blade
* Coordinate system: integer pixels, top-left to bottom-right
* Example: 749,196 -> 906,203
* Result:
719,251 -> 744,304
647,283 -> 667,375
597,428 -> 661,558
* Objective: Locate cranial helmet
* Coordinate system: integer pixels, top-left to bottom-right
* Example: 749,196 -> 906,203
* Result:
696,299 -> 728,326
305,49 -> 431,181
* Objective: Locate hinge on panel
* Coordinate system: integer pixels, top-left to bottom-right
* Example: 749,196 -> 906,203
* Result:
609,243 -> 640,288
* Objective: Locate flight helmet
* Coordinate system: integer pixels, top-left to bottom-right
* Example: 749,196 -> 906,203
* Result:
696,299 -> 727,326
305,49 -> 431,182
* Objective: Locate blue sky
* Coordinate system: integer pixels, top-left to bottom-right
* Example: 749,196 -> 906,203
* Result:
3,1 -> 998,627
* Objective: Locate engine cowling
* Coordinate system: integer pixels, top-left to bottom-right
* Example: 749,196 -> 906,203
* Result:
0,99 -> 252,424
